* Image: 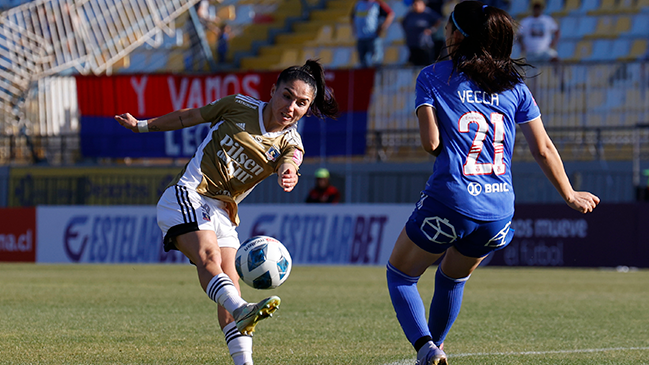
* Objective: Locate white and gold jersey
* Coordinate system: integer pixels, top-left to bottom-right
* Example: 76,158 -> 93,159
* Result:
168,94 -> 304,224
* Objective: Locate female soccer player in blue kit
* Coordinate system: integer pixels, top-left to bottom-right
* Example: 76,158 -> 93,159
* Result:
385,2 -> 600,364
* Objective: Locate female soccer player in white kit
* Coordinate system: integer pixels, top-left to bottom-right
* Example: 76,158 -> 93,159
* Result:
115,60 -> 338,365
385,2 -> 600,364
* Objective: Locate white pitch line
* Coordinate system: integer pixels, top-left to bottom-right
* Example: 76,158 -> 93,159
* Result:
384,346 -> 649,365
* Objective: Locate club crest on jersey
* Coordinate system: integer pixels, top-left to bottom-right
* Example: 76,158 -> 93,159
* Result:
200,203 -> 211,222
265,145 -> 281,162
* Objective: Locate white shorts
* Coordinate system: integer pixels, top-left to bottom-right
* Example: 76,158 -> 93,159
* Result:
157,185 -> 240,251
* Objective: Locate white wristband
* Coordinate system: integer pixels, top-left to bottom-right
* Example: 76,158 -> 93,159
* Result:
137,119 -> 149,133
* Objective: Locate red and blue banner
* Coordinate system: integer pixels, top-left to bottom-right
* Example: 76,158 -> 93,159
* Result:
76,69 -> 375,159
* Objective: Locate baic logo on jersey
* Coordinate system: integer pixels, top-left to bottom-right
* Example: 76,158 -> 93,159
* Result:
217,134 -> 265,183
466,182 -> 510,196
467,182 -> 482,196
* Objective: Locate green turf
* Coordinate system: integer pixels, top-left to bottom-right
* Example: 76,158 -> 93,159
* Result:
0,264 -> 648,364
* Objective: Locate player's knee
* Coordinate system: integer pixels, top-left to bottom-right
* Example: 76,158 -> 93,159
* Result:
197,246 -> 223,270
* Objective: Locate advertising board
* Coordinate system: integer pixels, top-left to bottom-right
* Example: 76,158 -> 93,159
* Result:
237,204 -> 412,265
19,203 -> 649,267
36,206 -> 187,264
0,207 -> 36,262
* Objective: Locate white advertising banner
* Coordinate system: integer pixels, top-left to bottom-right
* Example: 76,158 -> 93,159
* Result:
237,204 -> 412,266
35,204 -> 414,265
36,206 -> 189,264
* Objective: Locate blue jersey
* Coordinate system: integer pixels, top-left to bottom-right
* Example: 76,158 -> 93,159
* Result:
415,60 -> 541,220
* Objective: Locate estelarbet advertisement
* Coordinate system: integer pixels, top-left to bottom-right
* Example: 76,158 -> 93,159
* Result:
36,206 -> 188,264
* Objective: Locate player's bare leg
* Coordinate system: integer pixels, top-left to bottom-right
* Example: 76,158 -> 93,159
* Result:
175,230 -> 226,290
219,247 -> 255,365
439,246 -> 484,279
219,247 -> 240,329
174,231 -> 249,325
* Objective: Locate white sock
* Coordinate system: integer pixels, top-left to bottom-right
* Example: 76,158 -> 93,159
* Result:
223,322 -> 253,365
205,274 -> 247,314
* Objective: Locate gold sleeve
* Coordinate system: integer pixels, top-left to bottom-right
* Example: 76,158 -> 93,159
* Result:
199,95 -> 237,125
277,145 -> 305,173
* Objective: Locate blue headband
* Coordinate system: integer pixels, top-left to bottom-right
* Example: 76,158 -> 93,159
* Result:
451,11 -> 469,37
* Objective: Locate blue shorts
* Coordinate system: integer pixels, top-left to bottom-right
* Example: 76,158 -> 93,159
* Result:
405,194 -> 515,258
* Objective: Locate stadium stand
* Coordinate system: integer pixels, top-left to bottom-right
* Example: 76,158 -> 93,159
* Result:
1,0 -> 648,167
0,0 -> 199,137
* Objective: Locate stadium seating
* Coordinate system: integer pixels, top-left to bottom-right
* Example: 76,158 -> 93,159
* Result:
6,0 -> 643,74
512,0 -> 649,63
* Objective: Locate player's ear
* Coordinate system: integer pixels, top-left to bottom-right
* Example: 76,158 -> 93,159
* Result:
270,83 -> 276,97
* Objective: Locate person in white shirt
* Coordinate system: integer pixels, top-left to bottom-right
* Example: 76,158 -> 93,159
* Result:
517,0 -> 560,63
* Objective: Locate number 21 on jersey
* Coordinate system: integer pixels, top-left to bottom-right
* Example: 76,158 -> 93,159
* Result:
459,111 -> 505,176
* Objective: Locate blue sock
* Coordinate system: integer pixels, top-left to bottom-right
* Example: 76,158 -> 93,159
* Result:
386,262 -> 431,348
429,267 -> 469,346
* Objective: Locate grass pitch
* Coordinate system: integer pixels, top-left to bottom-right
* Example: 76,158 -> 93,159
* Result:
1,264 -> 648,365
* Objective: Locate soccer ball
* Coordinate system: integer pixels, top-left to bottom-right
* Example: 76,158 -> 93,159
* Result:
235,236 -> 292,290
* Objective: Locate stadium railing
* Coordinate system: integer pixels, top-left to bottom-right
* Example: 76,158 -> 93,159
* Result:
1,62 -> 648,205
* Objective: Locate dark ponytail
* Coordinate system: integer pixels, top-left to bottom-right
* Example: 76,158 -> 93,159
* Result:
446,1 -> 529,94
276,59 -> 339,119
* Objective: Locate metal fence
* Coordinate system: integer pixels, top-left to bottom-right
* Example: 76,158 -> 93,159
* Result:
1,62 -> 649,205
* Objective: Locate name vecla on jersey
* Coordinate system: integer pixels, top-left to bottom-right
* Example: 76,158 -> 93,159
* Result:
217,135 -> 265,183
458,90 -> 500,106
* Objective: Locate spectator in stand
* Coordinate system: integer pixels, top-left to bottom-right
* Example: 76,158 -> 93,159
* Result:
185,0 -> 221,71
402,0 -> 443,66
217,24 -> 231,64
306,168 -> 341,203
517,0 -> 560,64
351,0 -> 395,68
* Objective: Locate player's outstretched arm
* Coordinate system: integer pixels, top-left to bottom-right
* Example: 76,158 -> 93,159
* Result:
114,108 -> 206,133
277,163 -> 298,192
520,117 -> 600,213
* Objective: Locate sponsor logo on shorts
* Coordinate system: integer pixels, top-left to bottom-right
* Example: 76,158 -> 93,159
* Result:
201,203 -> 211,222
416,194 -> 427,210
421,216 -> 457,244
485,221 -> 512,248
